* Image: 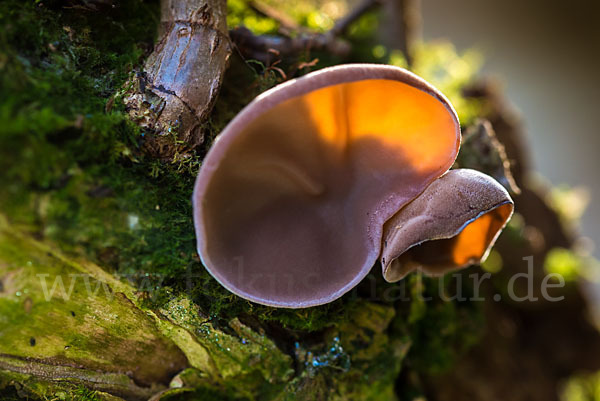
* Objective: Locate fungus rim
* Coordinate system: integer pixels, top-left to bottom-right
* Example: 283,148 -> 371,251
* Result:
193,64 -> 461,308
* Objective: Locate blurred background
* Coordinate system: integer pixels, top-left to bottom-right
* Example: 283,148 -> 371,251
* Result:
422,0 -> 600,258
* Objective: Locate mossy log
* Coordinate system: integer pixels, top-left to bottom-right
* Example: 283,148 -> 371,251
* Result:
1,1 -> 599,400
0,214 -> 414,400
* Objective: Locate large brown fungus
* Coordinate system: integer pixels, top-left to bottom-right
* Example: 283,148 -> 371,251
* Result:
193,64 -> 513,308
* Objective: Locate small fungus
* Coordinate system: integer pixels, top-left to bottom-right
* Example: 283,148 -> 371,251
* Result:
193,64 -> 513,308
380,168 -> 513,282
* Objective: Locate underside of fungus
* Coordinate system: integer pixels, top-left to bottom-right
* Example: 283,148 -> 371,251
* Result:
193,64 -> 514,308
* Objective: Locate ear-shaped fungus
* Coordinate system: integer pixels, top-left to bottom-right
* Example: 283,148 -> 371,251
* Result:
381,169 -> 514,282
193,64 -> 513,308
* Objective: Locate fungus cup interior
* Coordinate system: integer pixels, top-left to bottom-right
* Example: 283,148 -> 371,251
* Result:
194,66 -> 460,308
434,203 -> 513,267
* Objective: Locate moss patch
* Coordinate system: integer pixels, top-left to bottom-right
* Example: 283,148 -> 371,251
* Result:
0,216 -> 188,393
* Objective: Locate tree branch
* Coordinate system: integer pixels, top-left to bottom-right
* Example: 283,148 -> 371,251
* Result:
231,0 -> 383,64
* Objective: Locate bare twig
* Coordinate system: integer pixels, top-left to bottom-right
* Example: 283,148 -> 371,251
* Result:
232,0 -> 383,65
230,26 -> 350,65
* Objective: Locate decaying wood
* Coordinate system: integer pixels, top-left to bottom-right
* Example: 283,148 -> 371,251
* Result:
0,216 -> 189,400
455,119 -> 520,194
123,0 -> 231,159
462,81 -> 531,188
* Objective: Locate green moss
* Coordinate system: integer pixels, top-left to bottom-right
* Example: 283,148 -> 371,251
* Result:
0,217 -> 187,393
279,301 -> 410,401
396,273 -> 485,375
159,296 -> 294,397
